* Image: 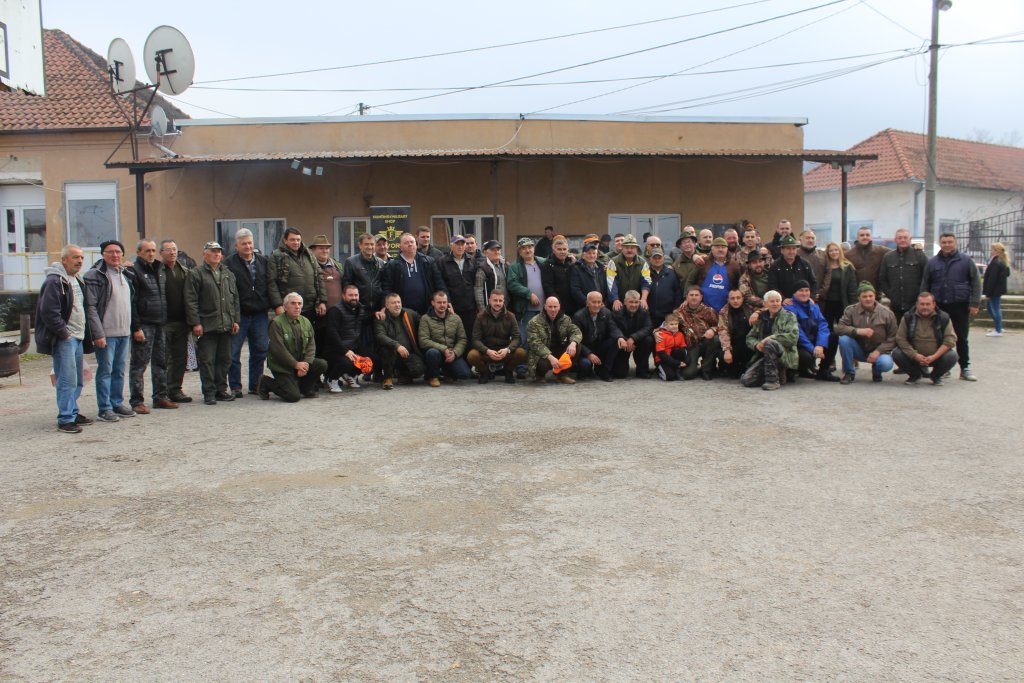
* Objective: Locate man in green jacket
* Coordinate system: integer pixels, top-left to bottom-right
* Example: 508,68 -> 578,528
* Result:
418,290 -> 470,387
266,227 -> 326,322
184,241 -> 240,405
526,296 -> 582,384
258,292 -> 327,402
741,290 -> 799,391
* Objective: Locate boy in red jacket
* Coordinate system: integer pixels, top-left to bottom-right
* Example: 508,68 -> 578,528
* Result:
655,313 -> 688,381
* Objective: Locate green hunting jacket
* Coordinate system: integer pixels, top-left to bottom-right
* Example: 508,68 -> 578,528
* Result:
184,263 -> 240,333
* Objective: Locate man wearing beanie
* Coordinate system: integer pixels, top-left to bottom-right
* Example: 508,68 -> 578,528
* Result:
784,280 -> 838,382
833,281 -> 898,384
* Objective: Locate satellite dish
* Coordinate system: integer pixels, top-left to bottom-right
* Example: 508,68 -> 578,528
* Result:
107,38 -> 136,94
150,106 -> 169,136
143,26 -> 195,95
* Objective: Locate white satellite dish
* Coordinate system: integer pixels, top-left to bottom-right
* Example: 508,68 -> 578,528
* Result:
107,38 -> 136,94
150,106 -> 169,136
143,26 -> 195,95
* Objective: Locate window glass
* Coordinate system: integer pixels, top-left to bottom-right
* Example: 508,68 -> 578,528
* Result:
66,182 -> 117,248
24,209 -> 46,252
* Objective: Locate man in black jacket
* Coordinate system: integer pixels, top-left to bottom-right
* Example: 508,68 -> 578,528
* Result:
767,234 -> 817,301
342,232 -> 386,318
542,236 -> 575,317
380,233 -> 447,315
439,234 -> 478,347
324,284 -> 375,391
611,290 -> 655,379
223,228 -> 271,398
374,292 -> 425,389
126,239 -> 176,412
35,245 -> 93,433
572,291 -> 626,382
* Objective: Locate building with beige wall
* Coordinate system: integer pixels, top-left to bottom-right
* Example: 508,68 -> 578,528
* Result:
108,113 -> 865,262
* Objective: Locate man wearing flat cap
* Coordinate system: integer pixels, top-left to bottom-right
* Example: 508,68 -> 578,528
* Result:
83,238 -> 140,421
185,241 -> 241,404
570,239 -> 611,312
475,239 -> 508,311
834,281 -> 897,384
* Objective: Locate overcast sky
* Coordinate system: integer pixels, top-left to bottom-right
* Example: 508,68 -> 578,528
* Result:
37,0 -> 1024,150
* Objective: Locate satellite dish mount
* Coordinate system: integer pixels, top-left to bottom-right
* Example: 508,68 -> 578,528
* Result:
105,26 -> 195,161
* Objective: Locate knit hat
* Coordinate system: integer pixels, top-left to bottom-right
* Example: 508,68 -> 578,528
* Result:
857,281 -> 876,294
793,279 -> 811,291
711,237 -> 728,247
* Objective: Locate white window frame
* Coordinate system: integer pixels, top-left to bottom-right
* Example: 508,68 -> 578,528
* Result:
431,214 -> 505,247
333,216 -> 371,261
609,214 -> 681,244
805,222 -> 833,245
64,181 -> 119,247
215,217 -> 287,257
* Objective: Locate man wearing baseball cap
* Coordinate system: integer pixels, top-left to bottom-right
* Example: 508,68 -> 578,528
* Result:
184,241 -> 241,404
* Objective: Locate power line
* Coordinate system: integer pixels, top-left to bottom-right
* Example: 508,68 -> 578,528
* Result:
618,52 -> 917,115
527,0 -> 861,116
860,1 -> 926,41
327,0 -> 854,116
185,47 -> 931,94
194,0 -> 776,86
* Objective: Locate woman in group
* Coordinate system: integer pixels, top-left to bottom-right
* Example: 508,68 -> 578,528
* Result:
984,242 -> 1011,337
816,242 -> 858,371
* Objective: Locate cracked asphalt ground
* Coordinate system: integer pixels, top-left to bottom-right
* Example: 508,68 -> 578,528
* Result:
1,332 -> 1022,681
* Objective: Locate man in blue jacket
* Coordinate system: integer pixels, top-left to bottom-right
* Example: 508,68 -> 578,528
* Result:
784,280 -> 838,382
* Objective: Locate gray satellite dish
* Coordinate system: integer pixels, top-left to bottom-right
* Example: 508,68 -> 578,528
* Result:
107,38 -> 136,94
143,26 -> 195,95
150,106 -> 169,136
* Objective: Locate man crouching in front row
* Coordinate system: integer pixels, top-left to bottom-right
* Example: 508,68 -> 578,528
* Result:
257,292 -> 328,402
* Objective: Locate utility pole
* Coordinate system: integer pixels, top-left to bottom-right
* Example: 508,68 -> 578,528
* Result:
358,102 -> 367,116
924,0 -> 953,255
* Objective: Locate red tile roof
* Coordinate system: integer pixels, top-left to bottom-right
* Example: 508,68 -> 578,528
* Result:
0,29 -> 188,132
804,128 -> 1024,193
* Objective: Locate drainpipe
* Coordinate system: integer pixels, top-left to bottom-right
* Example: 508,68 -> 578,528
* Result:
134,169 -> 147,239
912,181 -> 925,240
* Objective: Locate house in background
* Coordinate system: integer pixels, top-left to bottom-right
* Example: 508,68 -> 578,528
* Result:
107,112 -> 870,265
3,29 -> 869,294
803,128 -> 1024,248
0,29 -> 185,291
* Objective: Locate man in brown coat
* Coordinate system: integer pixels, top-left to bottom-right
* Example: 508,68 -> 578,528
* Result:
844,227 -> 890,289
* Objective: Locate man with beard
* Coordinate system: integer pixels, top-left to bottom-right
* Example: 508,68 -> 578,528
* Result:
324,284 -> 374,392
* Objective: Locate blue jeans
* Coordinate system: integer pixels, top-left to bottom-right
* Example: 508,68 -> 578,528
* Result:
987,296 -> 1003,333
424,348 -> 471,380
230,312 -> 270,391
53,336 -> 85,424
838,335 -> 894,378
94,335 -> 130,412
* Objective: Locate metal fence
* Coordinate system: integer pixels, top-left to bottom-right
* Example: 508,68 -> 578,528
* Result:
953,209 -> 1023,273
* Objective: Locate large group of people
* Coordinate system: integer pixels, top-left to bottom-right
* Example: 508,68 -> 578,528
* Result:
35,220 -> 997,432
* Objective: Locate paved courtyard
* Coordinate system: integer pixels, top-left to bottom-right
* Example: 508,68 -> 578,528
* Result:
1,332 -> 1021,681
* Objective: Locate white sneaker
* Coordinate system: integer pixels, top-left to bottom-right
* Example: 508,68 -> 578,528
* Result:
327,379 -> 343,394
985,331 -> 1003,337
342,374 -> 361,389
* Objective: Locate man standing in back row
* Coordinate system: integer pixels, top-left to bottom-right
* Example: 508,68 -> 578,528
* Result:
185,241 -> 240,405
126,239 -> 176,413
83,239 -> 138,422
921,232 -> 981,382
224,228 -> 271,398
